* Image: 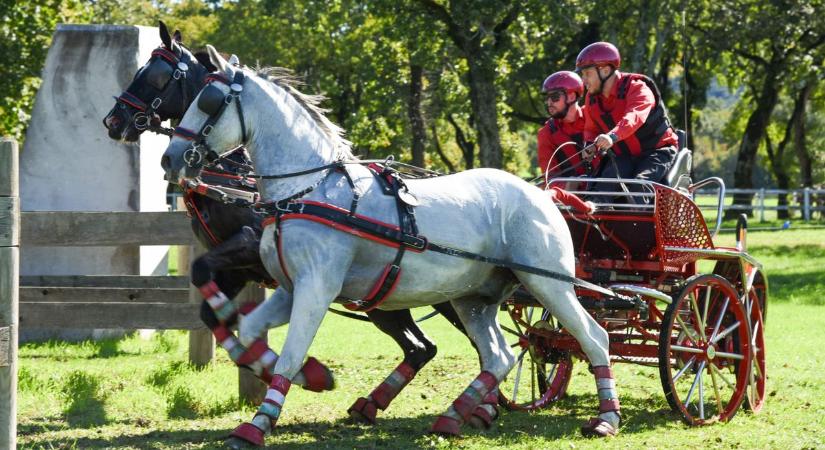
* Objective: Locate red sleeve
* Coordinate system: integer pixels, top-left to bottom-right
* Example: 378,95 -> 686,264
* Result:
537,123 -> 553,174
582,102 -> 600,142
609,79 -> 655,142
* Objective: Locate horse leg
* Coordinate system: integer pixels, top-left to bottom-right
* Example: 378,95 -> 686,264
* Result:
431,299 -> 514,437
430,302 -> 500,429
193,229 -> 332,392
230,278 -> 339,447
517,275 -> 620,437
347,308 -> 437,424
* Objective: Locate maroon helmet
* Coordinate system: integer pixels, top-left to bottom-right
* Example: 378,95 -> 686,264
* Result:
576,42 -> 621,70
541,71 -> 584,98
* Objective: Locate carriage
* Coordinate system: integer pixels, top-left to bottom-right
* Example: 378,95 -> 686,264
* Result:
497,171 -> 768,426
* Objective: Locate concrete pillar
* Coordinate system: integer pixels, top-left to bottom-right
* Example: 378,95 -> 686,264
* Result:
19,24 -> 170,341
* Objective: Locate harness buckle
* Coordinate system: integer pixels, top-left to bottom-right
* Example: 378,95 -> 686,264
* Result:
151,98 -> 162,110
202,124 -> 213,136
183,146 -> 204,168
134,112 -> 150,130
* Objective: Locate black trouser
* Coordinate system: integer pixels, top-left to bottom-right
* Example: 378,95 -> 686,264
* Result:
591,146 -> 677,200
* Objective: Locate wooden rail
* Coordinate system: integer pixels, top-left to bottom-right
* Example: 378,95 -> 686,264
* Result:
2,137 -> 268,421
1,137 -> 19,449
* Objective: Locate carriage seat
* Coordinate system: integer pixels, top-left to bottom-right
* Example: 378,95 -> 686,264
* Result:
665,129 -> 692,190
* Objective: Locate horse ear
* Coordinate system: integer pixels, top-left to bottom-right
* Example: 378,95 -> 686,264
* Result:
206,44 -> 230,73
173,29 -> 182,43
228,54 -> 240,66
159,21 -> 172,49
193,52 -> 217,72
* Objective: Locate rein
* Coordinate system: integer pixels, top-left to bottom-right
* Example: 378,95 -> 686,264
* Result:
250,161 -> 619,300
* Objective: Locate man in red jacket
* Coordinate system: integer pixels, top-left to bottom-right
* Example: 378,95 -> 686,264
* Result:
537,71 -> 600,183
577,42 -> 678,185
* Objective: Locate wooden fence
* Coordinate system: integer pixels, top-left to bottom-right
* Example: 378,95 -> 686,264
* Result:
1,138 -> 267,448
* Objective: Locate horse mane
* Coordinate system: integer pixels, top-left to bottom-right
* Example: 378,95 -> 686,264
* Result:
255,67 -> 355,160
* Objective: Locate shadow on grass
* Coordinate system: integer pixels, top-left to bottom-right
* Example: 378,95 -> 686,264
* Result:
22,396 -> 685,449
762,270 -> 825,305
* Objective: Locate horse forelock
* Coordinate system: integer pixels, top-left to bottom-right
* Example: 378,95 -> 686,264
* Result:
255,67 -> 355,161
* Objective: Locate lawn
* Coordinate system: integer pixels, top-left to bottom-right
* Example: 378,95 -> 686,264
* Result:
17,228 -> 825,449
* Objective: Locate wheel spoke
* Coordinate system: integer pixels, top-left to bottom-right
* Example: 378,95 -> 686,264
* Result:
674,314 -> 700,344
673,357 -> 696,383
714,350 -> 744,361
710,363 -> 735,390
709,361 -> 723,413
511,347 -> 528,402
698,366 -> 705,420
710,321 -> 741,344
708,296 -> 730,342
501,324 -> 522,339
690,291 -> 708,341
671,344 -> 703,354
685,361 -> 706,408
703,284 -> 711,334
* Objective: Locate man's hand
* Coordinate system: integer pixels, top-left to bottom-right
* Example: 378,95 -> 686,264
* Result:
594,133 -> 615,150
581,144 -> 597,161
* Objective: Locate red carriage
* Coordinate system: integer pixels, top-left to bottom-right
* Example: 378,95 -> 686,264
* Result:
499,173 -> 767,426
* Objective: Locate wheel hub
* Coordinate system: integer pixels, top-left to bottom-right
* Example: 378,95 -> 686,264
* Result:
705,344 -> 716,360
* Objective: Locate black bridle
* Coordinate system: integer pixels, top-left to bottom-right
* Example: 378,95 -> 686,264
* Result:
113,47 -> 194,136
173,71 -> 248,169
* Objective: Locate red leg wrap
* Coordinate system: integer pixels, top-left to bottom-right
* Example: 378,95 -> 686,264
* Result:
369,362 -> 416,409
238,302 -> 258,315
198,280 -> 221,299
301,357 -> 336,392
451,371 -> 497,421
347,397 -> 378,425
430,415 -> 462,436
599,398 -> 621,413
229,422 -> 265,447
236,339 -> 269,366
469,406 -> 495,429
593,365 -> 614,379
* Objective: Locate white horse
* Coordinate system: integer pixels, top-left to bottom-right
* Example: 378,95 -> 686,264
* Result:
161,46 -> 620,447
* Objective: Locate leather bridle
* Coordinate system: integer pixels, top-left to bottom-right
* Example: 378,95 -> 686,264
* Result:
113,47 -> 194,136
172,71 -> 248,169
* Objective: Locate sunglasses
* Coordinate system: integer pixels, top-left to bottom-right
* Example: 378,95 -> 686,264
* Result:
546,91 -> 565,103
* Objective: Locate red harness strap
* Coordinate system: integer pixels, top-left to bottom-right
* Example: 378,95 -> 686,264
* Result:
261,197 -> 418,313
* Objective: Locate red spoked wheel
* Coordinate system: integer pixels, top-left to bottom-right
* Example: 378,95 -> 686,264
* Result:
659,274 -> 752,425
499,303 -> 574,411
744,285 -> 766,412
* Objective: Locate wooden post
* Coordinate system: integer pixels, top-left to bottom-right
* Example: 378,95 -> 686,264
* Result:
177,197 -> 213,367
803,187 -> 811,222
1,138 -> 20,449
237,284 -> 267,404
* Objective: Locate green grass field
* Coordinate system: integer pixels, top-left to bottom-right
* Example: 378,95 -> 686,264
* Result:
17,228 -> 825,449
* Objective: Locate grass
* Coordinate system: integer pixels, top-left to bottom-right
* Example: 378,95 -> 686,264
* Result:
17,228 -> 825,449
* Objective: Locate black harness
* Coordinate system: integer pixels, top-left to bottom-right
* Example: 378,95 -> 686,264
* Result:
115,47 -> 194,137
173,71 -> 248,169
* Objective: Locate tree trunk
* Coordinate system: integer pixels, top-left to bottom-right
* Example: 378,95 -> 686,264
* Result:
430,123 -> 456,173
793,81 -> 814,188
407,62 -> 427,167
447,114 -> 475,170
466,55 -> 502,168
727,68 -> 780,219
764,134 -> 790,220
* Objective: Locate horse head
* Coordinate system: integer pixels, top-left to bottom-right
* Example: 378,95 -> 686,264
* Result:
102,20 -> 216,142
161,46 -> 248,183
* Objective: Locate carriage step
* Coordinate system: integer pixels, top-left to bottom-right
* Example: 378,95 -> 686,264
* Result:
610,355 -> 659,366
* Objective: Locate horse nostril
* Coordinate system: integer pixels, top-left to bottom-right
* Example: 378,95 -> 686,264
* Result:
161,155 -> 171,171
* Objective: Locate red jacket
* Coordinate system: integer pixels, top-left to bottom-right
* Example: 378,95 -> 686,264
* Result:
583,71 -> 677,156
537,108 -> 597,177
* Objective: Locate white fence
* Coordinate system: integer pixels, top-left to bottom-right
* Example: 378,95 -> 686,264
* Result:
696,188 -> 825,222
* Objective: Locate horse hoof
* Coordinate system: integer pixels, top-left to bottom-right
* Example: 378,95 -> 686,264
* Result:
430,415 -> 461,437
347,397 -> 377,425
227,422 -> 265,447
580,417 -> 619,438
467,405 -> 496,430
301,357 -> 336,392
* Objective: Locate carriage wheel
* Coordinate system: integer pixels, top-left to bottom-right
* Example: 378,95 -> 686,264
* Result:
744,288 -> 766,413
659,274 -> 752,425
499,303 -> 574,411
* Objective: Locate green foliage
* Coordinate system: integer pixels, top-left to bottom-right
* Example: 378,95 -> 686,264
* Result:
61,371 -> 108,427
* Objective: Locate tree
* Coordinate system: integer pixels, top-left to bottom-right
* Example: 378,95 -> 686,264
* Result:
698,0 -> 825,218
